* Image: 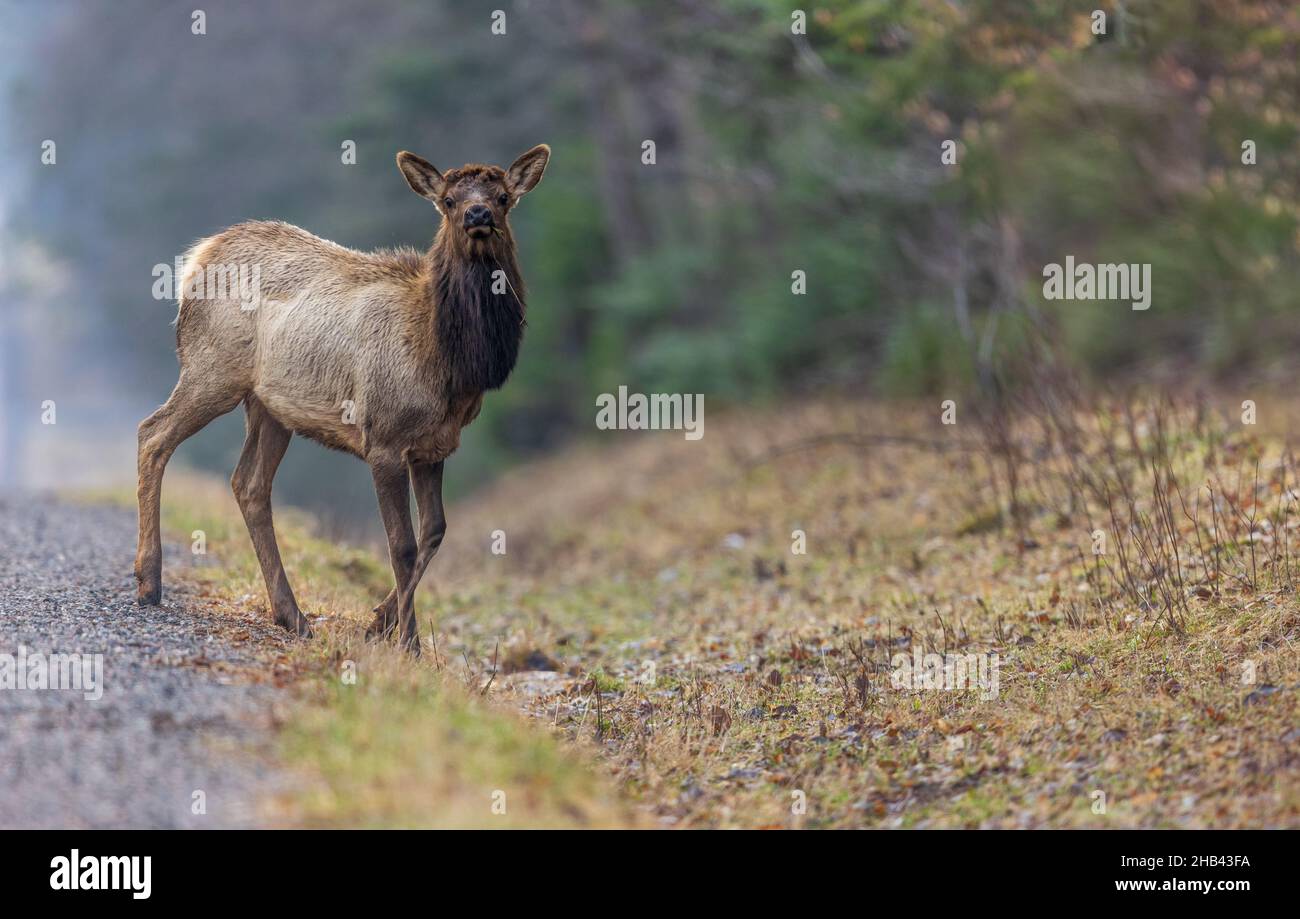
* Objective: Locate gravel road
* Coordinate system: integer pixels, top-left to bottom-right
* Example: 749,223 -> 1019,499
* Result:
0,494 -> 287,828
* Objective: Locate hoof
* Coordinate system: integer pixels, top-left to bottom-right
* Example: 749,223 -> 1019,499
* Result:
137,583 -> 161,606
364,613 -> 392,644
276,610 -> 314,638
365,596 -> 397,643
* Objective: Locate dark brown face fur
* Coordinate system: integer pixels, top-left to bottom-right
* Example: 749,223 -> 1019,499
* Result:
439,165 -> 513,242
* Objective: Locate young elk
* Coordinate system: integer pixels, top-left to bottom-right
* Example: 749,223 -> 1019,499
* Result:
135,145 -> 550,654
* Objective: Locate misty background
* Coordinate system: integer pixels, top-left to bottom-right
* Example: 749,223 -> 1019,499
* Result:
1,0 -> 1296,541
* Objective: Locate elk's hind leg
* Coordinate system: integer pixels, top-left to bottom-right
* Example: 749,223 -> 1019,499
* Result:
136,371 -> 243,605
231,396 -> 311,636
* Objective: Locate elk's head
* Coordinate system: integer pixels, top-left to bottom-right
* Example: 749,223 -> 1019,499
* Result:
397,145 -> 550,253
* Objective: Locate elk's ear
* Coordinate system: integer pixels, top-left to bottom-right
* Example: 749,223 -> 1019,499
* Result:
506,144 -> 550,197
396,151 -> 446,203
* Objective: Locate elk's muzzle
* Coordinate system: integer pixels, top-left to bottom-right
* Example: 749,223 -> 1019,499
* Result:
464,204 -> 494,237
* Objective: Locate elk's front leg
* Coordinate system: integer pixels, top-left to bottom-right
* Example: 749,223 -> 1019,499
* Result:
366,462 -> 446,645
370,457 -> 420,654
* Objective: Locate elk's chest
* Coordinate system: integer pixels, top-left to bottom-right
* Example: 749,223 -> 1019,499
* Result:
395,390 -> 484,464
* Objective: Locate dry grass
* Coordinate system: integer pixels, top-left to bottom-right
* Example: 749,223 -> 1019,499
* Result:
83,389 -> 1300,828
429,393 -> 1300,828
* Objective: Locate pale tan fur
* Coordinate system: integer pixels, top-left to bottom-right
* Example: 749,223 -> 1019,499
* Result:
174,221 -> 479,460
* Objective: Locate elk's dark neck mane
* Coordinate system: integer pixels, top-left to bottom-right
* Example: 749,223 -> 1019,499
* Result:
427,230 -> 525,395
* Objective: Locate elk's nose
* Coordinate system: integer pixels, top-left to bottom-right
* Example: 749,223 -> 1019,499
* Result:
464,204 -> 493,228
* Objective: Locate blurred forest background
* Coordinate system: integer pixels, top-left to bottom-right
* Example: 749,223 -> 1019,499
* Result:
1,0 -> 1297,539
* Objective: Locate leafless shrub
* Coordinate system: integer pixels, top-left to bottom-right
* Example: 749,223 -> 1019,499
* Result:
969,357 -> 1298,637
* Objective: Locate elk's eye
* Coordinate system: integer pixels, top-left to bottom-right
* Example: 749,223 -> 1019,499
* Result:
498,193 -> 509,206
443,197 -> 455,209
